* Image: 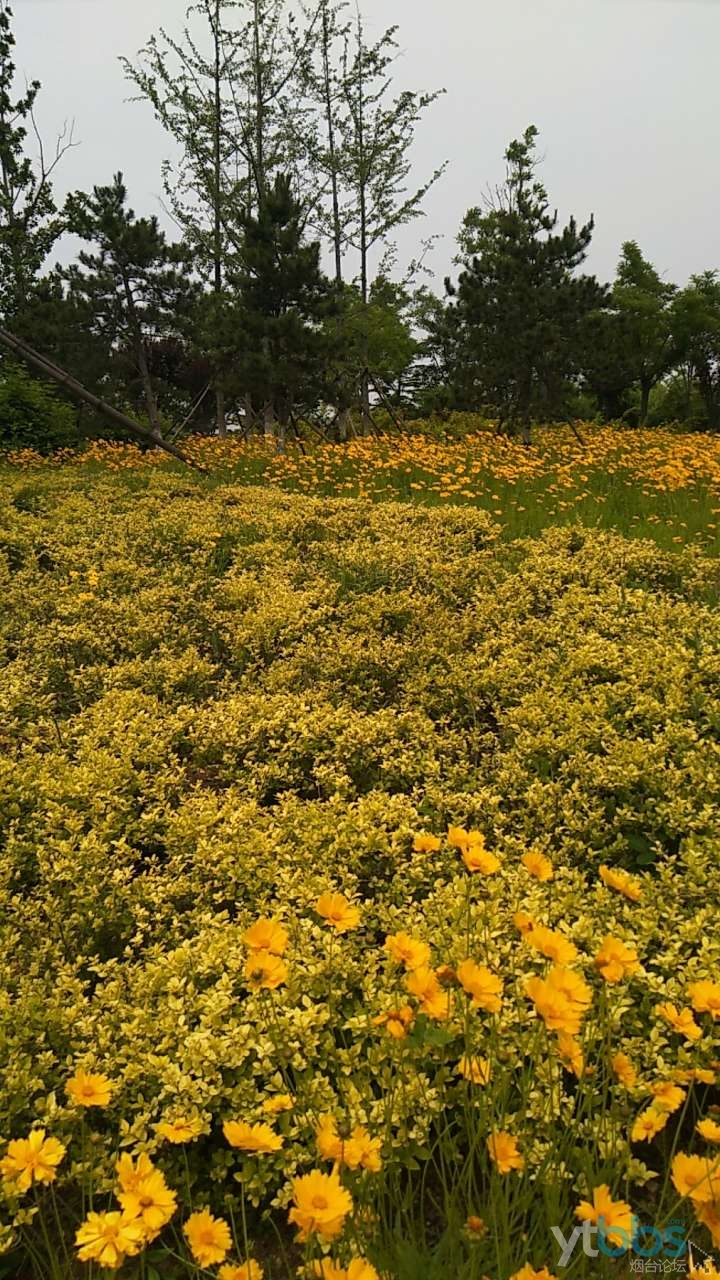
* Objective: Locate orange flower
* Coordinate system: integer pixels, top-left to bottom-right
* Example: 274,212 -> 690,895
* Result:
244,950 -> 288,991
315,893 -> 361,933
155,1117 -> 203,1144
487,1131 -> 524,1174
384,931 -> 431,971
223,1121 -> 283,1153
457,959 -> 503,1013
75,1210 -> 145,1270
524,925 -> 577,966
458,1055 -> 491,1085
599,864 -> 642,902
556,1034 -> 584,1078
631,1106 -> 669,1143
184,1210 -> 232,1268
671,1152 -> 720,1203
288,1169 -> 353,1241
0,1129 -> 66,1192
655,1002 -> 702,1041
405,966 -> 450,1019
525,967 -> 591,1036
462,845 -> 500,875
697,1120 -> 720,1143
242,918 -> 288,955
650,1082 -> 686,1114
372,1004 -> 415,1039
509,1268 -> 559,1280
611,1052 -> 637,1087
575,1185 -> 633,1247
689,981 -> 720,1020
66,1069 -> 113,1108
520,851 -> 554,882
513,911 -> 537,936
413,833 -> 442,853
594,936 -> 640,984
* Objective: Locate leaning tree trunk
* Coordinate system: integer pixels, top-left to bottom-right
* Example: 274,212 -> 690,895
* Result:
0,326 -> 202,470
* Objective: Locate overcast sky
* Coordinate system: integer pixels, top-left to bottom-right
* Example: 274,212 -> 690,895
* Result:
11,0 -> 720,291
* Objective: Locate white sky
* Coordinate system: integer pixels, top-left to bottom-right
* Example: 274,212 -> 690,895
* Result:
12,0 -> 720,291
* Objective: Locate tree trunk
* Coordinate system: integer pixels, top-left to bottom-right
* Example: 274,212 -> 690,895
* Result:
639,378 -> 651,426
263,400 -> 275,440
0,325 -> 201,469
211,0 -> 226,437
215,385 -> 226,437
321,2 -> 343,286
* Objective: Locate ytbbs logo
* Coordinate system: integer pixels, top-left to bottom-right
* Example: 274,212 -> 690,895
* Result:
551,1217 -> 687,1265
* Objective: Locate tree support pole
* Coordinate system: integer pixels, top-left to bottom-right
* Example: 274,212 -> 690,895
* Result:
0,326 -> 207,472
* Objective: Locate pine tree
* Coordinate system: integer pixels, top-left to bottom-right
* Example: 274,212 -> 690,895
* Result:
221,172 -> 335,449
63,174 -> 198,437
448,126 -> 604,443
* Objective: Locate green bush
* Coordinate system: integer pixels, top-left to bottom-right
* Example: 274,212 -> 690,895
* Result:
0,360 -> 78,453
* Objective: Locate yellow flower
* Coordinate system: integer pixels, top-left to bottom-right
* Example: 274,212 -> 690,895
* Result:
384,931 -> 431,970
315,893 -> 361,933
116,1152 -> 156,1193
655,1002 -> 702,1041
556,1034 -> 584,1078
695,1202 -> 720,1246
462,844 -> 500,874
697,1120 -> 720,1143
513,911 -> 537,936
674,1068 -> 716,1085
525,967 -> 591,1036
344,1126 -> 382,1173
611,1052 -> 637,1087
66,1068 -> 113,1108
346,1263 -> 380,1280
689,981 -> 720,1019
155,1117 -> 203,1144
183,1210 -> 232,1268
650,1081 -> 687,1114
457,959 -> 503,1013
413,832 -> 442,852
0,1129 -> 66,1192
525,925 -> 577,966
487,1131 -> 524,1174
599,864 -> 642,902
223,1121 -> 283,1153
458,1055 -> 491,1085
671,1152 -> 720,1203
631,1106 -> 669,1142
244,950 -> 288,991
509,1268 -> 559,1280
594,936 -> 640,984
219,1262 -> 264,1280
116,1164 -> 177,1239
372,1004 -> 415,1038
316,1114 -> 343,1162
575,1185 -> 633,1247
447,825 -> 485,850
312,1261 -> 379,1280
288,1169 -> 353,1241
75,1211 -> 146,1270
316,1117 -> 381,1171
520,851 -> 554,882
404,966 -> 450,1019
262,1094 -> 294,1115
242,917 -> 288,955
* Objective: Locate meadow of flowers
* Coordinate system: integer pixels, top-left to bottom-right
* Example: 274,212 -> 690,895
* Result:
6,420 -> 720,556
2,462 -> 720,1278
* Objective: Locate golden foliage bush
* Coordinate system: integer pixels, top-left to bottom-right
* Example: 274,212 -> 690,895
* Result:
2,471 -> 720,1276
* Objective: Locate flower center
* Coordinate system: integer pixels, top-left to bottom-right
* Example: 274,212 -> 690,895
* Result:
311,1195 -> 328,1210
